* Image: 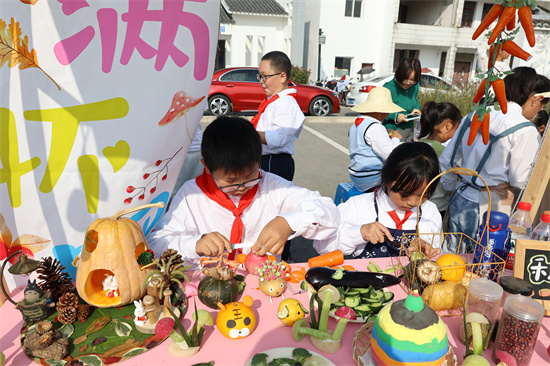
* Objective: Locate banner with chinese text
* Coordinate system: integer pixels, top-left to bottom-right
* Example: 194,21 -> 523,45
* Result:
0,0 -> 220,291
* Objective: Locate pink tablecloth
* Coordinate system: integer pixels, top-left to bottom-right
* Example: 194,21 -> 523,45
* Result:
1,258 -> 549,366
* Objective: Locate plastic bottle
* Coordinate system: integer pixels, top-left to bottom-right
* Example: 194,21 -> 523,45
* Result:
530,211 -> 550,241
506,201 -> 532,271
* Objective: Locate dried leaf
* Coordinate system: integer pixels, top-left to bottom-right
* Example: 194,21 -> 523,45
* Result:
44,360 -> 67,366
12,234 -> 51,252
0,213 -> 13,247
0,17 -> 60,90
115,322 -> 132,337
78,344 -> 88,353
121,348 -> 146,359
85,314 -> 111,335
103,340 -> 139,357
91,336 -> 107,345
77,355 -> 102,366
58,323 -> 74,338
73,334 -> 87,345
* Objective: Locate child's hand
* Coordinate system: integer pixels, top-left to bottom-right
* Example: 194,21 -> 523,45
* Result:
196,232 -> 232,257
406,238 -> 441,258
252,217 -> 294,256
360,222 -> 394,244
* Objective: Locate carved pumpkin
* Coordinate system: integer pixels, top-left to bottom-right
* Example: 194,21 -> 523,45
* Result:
75,203 -> 164,308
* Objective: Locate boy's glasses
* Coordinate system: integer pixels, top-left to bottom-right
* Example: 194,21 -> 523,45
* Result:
213,174 -> 263,193
257,73 -> 281,82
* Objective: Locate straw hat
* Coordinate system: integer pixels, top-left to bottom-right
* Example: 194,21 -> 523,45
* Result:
351,87 -> 405,114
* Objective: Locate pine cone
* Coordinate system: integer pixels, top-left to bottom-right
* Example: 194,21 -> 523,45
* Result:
76,304 -> 92,321
58,307 -> 77,325
37,257 -> 74,302
160,249 -> 183,269
56,292 -> 79,311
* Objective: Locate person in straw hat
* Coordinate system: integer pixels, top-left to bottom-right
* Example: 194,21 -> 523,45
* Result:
348,86 -> 405,192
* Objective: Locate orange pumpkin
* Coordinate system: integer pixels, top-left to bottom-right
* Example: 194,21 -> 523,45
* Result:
75,202 -> 164,308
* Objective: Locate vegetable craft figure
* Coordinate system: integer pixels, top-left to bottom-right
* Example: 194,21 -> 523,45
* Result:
216,295 -> 256,339
256,260 -> 290,300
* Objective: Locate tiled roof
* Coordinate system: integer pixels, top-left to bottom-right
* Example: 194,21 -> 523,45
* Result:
224,0 -> 287,16
220,4 -> 235,24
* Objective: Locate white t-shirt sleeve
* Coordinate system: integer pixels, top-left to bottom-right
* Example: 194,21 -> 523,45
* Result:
364,123 -> 400,160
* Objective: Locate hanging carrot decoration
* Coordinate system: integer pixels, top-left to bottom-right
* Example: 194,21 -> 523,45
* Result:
518,6 -> 536,47
468,113 -> 484,146
506,10 -> 516,31
487,44 -> 503,70
502,40 -> 532,61
480,114 -> 491,145
491,78 -> 508,114
472,4 -> 504,40
473,79 -> 488,103
488,6 -> 516,44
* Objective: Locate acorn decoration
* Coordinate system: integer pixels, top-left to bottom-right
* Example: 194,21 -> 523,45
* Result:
256,260 -> 289,298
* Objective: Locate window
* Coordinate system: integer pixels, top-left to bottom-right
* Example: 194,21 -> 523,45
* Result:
335,57 -> 352,77
220,69 -> 258,83
481,3 -> 493,21
345,0 -> 362,18
393,49 -> 419,70
439,52 -> 447,77
461,1 -> 475,27
398,5 -> 408,23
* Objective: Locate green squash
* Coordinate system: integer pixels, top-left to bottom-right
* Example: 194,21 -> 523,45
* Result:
197,275 -> 239,309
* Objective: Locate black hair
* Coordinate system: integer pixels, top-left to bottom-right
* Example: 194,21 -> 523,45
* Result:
201,116 -> 262,174
394,58 -> 421,85
381,142 -> 440,198
504,67 -> 550,106
532,109 -> 549,130
261,51 -> 291,81
418,101 -> 462,139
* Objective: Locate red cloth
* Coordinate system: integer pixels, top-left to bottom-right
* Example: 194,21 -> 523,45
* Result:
250,94 -> 280,128
387,210 -> 413,230
354,117 -> 364,127
196,169 -> 259,259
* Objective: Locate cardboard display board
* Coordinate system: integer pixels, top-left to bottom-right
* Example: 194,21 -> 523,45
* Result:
513,239 -> 550,316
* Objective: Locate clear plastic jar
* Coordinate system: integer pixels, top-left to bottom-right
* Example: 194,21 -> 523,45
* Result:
493,295 -> 544,365
460,277 -> 503,349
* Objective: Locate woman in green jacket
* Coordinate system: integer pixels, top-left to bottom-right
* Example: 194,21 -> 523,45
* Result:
382,58 -> 422,142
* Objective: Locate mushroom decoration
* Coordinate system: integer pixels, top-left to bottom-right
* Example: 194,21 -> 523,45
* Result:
158,91 -> 206,126
75,202 -> 164,308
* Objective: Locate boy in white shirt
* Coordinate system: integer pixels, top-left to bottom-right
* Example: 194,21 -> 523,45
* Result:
147,117 -> 339,268
251,51 -> 305,182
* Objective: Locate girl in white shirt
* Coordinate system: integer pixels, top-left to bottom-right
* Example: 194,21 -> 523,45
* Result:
315,142 -> 442,258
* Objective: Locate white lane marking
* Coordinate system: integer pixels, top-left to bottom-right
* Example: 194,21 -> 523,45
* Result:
303,125 -> 349,155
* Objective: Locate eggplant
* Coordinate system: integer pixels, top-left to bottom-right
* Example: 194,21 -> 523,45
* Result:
305,266 -> 400,291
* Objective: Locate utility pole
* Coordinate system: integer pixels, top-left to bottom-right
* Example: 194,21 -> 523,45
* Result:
318,28 -> 325,82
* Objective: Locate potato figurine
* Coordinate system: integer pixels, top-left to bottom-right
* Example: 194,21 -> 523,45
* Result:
256,260 -> 290,299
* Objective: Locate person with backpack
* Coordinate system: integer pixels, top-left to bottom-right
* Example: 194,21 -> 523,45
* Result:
439,67 -> 550,253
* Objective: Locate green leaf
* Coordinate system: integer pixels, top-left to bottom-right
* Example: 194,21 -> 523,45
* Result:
115,321 -> 132,337
121,347 -> 147,359
45,359 -> 67,366
78,355 -> 103,366
167,304 -> 193,346
58,323 -> 74,338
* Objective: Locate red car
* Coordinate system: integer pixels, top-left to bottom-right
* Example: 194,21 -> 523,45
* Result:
207,67 -> 340,116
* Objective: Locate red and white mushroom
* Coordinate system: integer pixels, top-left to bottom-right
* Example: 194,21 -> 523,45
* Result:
158,91 -> 205,126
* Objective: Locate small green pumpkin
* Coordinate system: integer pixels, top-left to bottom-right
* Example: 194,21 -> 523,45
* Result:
197,269 -> 239,309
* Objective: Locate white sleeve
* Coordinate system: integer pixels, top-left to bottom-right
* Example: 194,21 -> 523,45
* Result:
146,189 -> 202,264
365,123 -> 400,160
508,127 -> 540,188
264,97 -> 305,149
418,201 -> 443,248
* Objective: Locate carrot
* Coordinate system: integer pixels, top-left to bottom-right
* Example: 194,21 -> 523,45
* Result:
472,4 -> 504,40
506,10 -> 516,30
502,40 -> 531,61
468,113 -> 483,146
473,78 -> 488,104
491,78 -> 508,114
480,113 -> 490,145
487,44 -> 502,69
307,249 -> 344,268
236,253 -> 247,264
518,6 -> 535,47
488,6 -> 516,44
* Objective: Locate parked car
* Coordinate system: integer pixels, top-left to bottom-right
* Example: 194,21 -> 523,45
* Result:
207,67 -> 340,116
346,74 -> 457,107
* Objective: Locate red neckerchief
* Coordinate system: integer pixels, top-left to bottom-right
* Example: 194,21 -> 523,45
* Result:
355,117 -> 365,127
250,91 -> 298,128
387,210 -> 413,230
195,169 -> 260,259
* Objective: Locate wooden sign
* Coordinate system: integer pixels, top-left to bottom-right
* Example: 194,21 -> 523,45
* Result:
513,239 -> 550,316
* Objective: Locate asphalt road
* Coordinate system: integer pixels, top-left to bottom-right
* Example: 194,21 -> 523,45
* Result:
202,106 -> 360,262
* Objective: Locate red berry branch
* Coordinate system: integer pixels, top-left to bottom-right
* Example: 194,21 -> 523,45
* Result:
124,147 -> 184,205
469,0 -> 536,145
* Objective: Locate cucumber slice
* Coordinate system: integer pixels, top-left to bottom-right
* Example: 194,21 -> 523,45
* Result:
355,287 -> 371,294
369,302 -> 383,313
345,290 -> 361,296
367,315 -> 378,322
370,290 -> 384,300
383,291 -> 394,303
344,296 -> 361,307
333,300 -> 346,308
364,297 -> 384,304
354,304 -> 371,312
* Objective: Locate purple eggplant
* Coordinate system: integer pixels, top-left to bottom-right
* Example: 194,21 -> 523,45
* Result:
305,267 -> 400,291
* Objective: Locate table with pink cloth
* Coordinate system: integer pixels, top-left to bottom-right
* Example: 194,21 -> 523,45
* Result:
1,257 -> 549,366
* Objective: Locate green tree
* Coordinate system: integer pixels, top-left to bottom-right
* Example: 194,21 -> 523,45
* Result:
291,65 -> 311,85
